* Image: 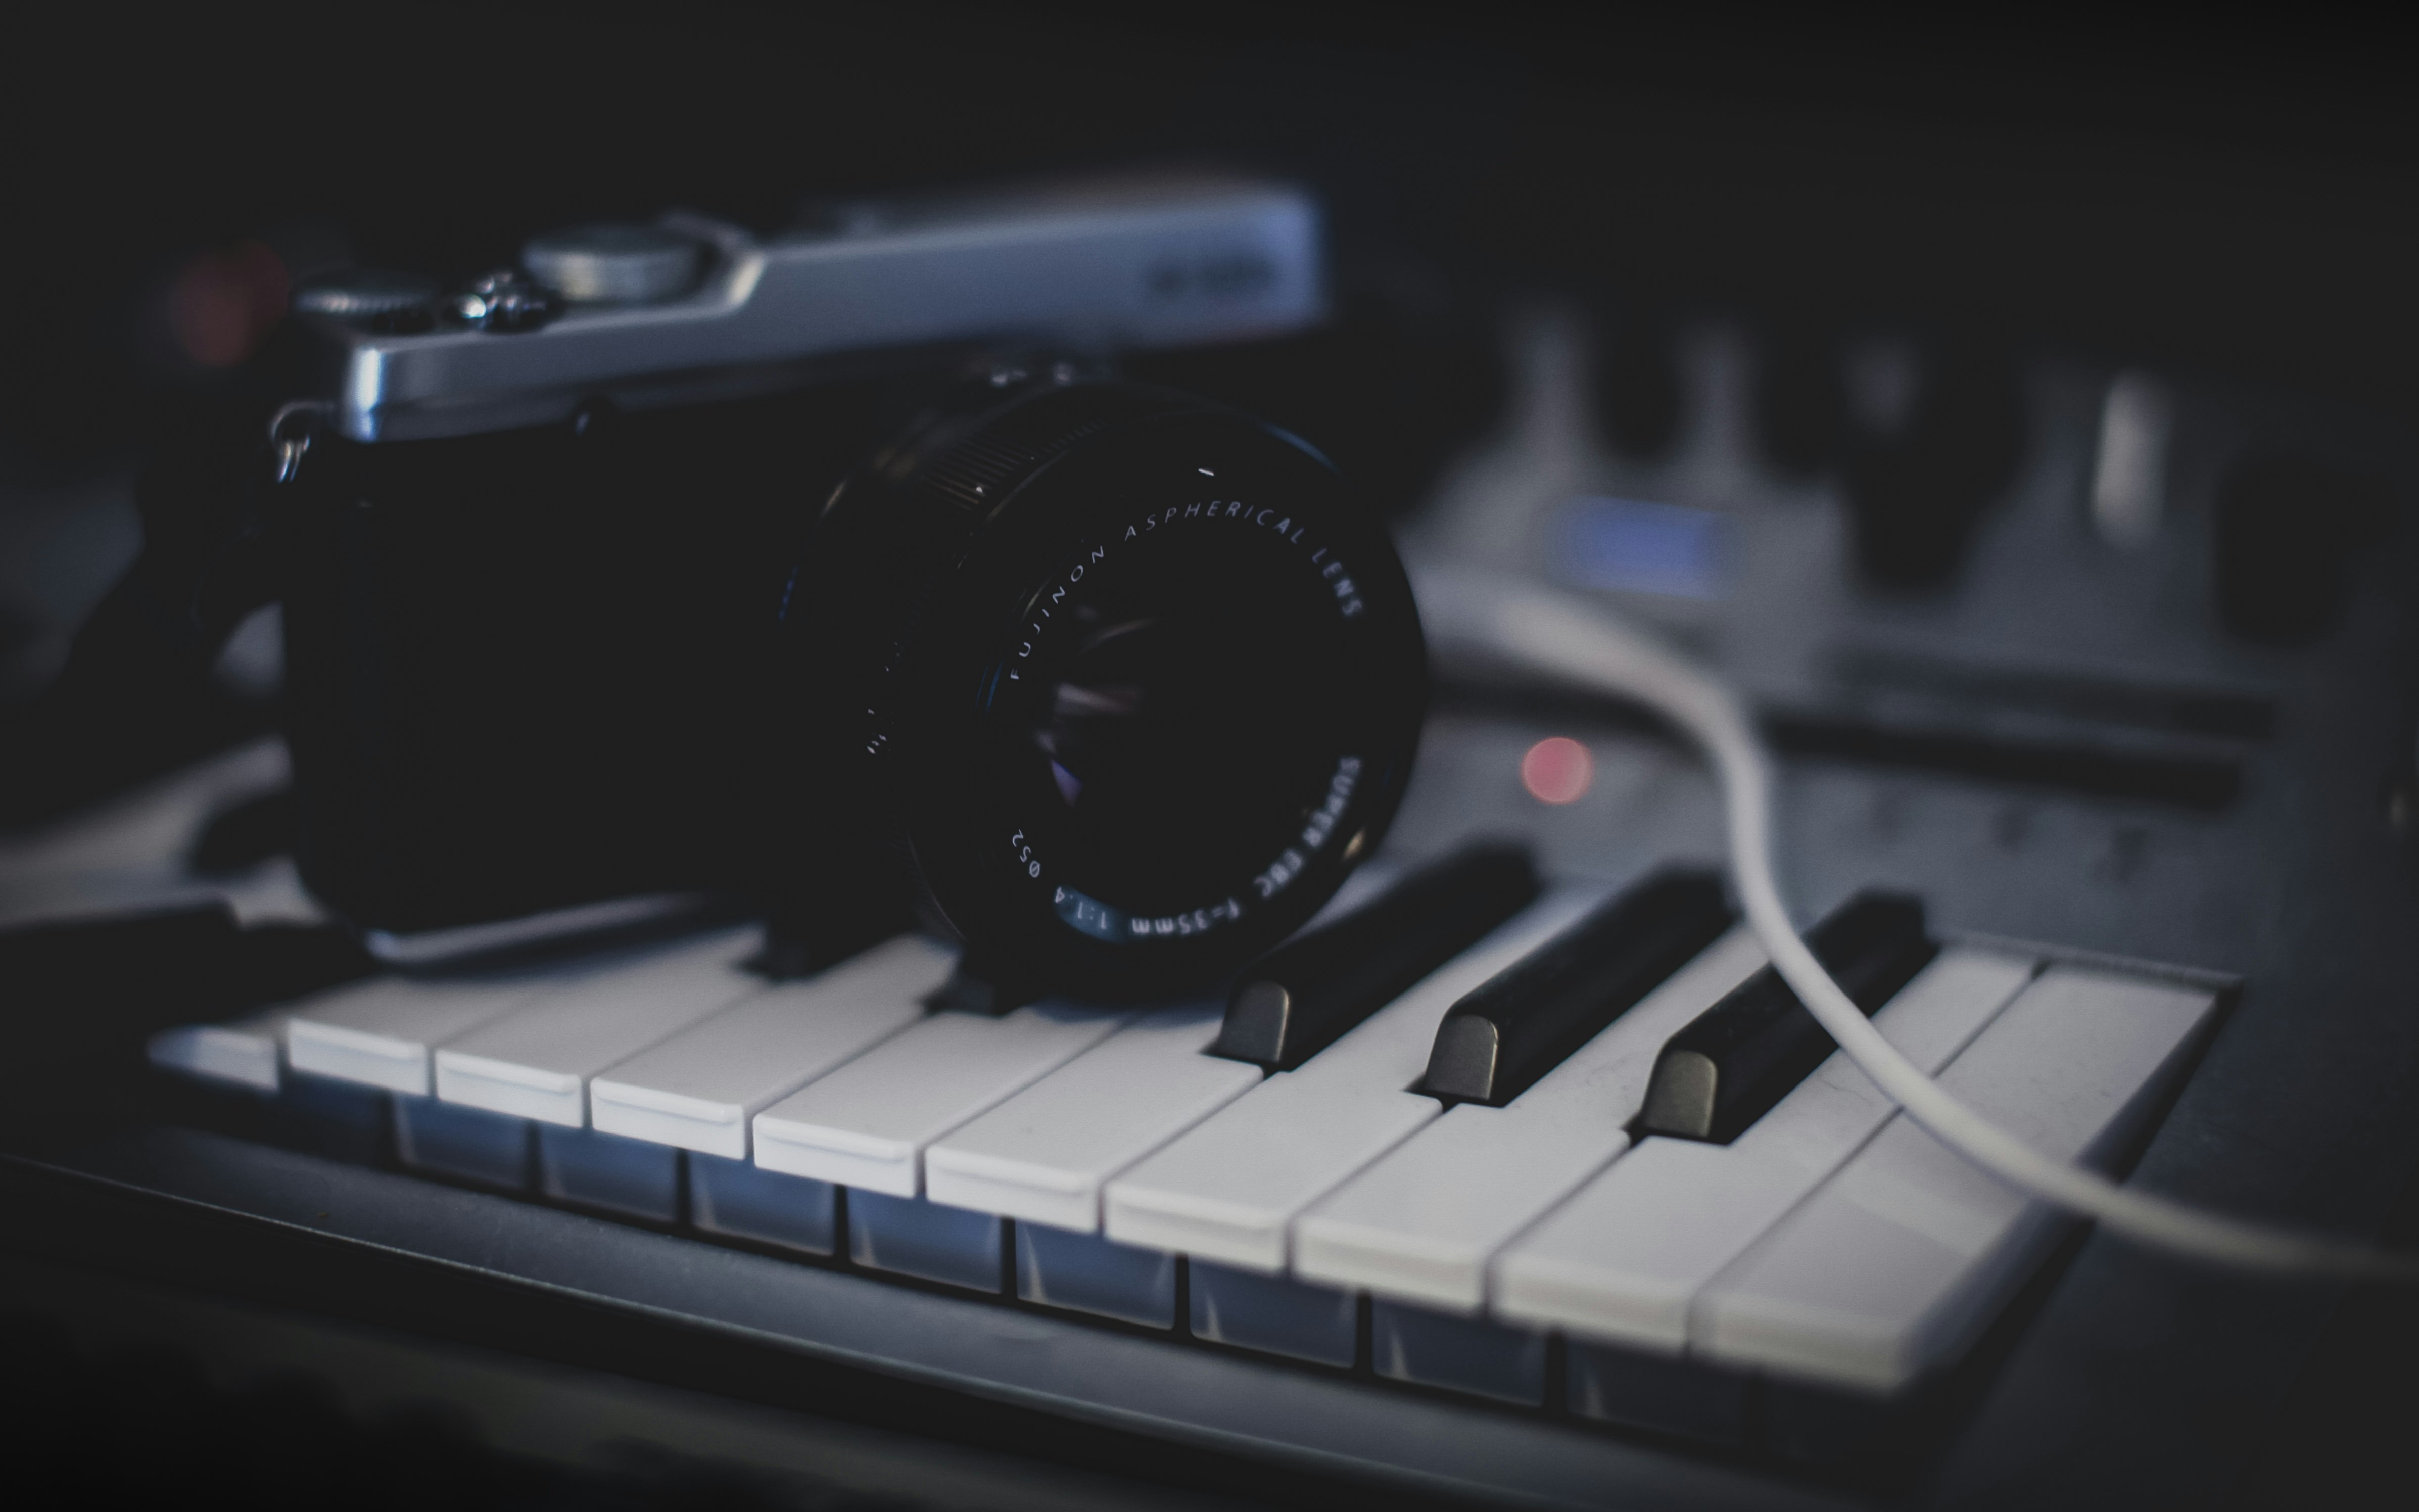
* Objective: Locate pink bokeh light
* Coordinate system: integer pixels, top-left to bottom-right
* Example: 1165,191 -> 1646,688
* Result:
1520,736 -> 1593,805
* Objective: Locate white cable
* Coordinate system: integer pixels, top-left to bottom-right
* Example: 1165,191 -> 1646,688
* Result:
1417,565 -> 2419,1284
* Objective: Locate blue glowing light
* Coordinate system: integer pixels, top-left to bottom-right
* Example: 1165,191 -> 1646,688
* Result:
1554,496 -> 1729,601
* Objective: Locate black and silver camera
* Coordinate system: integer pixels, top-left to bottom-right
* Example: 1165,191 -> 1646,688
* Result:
258,175 -> 1429,1002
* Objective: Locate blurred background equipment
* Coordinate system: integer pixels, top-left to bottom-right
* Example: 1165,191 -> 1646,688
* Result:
3,2 -> 2416,1508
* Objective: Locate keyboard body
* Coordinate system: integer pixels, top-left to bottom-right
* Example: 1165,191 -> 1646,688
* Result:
6,309 -> 2417,1512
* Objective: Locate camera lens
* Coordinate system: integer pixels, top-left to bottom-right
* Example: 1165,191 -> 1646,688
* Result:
795,375 -> 1427,1002
1015,520 -> 1346,911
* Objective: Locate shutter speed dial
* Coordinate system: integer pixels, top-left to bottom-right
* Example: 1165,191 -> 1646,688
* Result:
521,224 -> 707,304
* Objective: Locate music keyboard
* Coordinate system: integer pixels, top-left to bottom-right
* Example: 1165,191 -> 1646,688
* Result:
111,854 -> 2227,1495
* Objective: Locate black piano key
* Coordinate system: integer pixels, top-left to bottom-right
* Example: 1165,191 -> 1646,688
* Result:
1636,891 -> 1937,1143
1423,869 -> 1734,1107
1211,840 -> 1542,1071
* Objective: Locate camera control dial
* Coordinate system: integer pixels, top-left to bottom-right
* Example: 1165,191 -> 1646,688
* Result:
293,269 -> 441,332
523,223 -> 706,304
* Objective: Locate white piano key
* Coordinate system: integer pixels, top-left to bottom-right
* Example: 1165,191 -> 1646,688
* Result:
847,1189 -> 1007,1291
1293,926 -> 1771,1311
1015,1223 -> 1181,1326
752,1003 -> 1124,1197
1492,947 -> 2037,1348
925,1001 -> 1260,1231
287,975 -> 549,1095
1564,1338 -> 1753,1445
394,1095 -> 532,1188
432,926 -> 761,1126
147,1010 -> 287,1092
537,1124 -> 681,1221
1693,966 -> 2219,1394
690,1156 -> 839,1255
1730,949 -> 2040,1175
1189,1260 -> 1359,1366
1497,1139 -> 1797,1350
1103,889 -> 1599,1272
1371,1299 -> 1550,1406
589,934 -> 951,1158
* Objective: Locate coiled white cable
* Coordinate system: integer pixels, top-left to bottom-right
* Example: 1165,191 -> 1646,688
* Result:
1417,565 -> 2419,1284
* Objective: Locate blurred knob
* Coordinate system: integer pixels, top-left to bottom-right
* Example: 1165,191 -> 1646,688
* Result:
2213,452 -> 2394,645
1842,340 -> 2026,591
522,223 -> 704,304
1591,305 -> 1682,462
2088,371 -> 2175,549
292,269 -> 439,333
1751,320 -> 1845,479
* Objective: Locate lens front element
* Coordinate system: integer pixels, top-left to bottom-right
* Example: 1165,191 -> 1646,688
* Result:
812,380 -> 1426,1003
1005,484 -> 1370,946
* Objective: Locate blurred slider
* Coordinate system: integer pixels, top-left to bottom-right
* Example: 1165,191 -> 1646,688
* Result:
1424,869 -> 1733,1106
1637,891 -> 1935,1143
1211,841 -> 1541,1071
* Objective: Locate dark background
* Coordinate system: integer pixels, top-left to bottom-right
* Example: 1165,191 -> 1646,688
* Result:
3,0 -> 2415,477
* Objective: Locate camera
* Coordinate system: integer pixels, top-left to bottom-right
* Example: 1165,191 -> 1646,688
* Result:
258,175 -> 1429,1003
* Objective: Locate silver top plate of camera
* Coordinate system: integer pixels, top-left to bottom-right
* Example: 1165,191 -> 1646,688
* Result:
302,175 -> 1326,443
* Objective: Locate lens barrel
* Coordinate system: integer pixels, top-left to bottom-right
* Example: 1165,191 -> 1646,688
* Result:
788,371 -> 1428,1003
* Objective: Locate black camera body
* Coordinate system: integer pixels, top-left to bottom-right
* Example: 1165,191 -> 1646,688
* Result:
267,176 -> 1429,1002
